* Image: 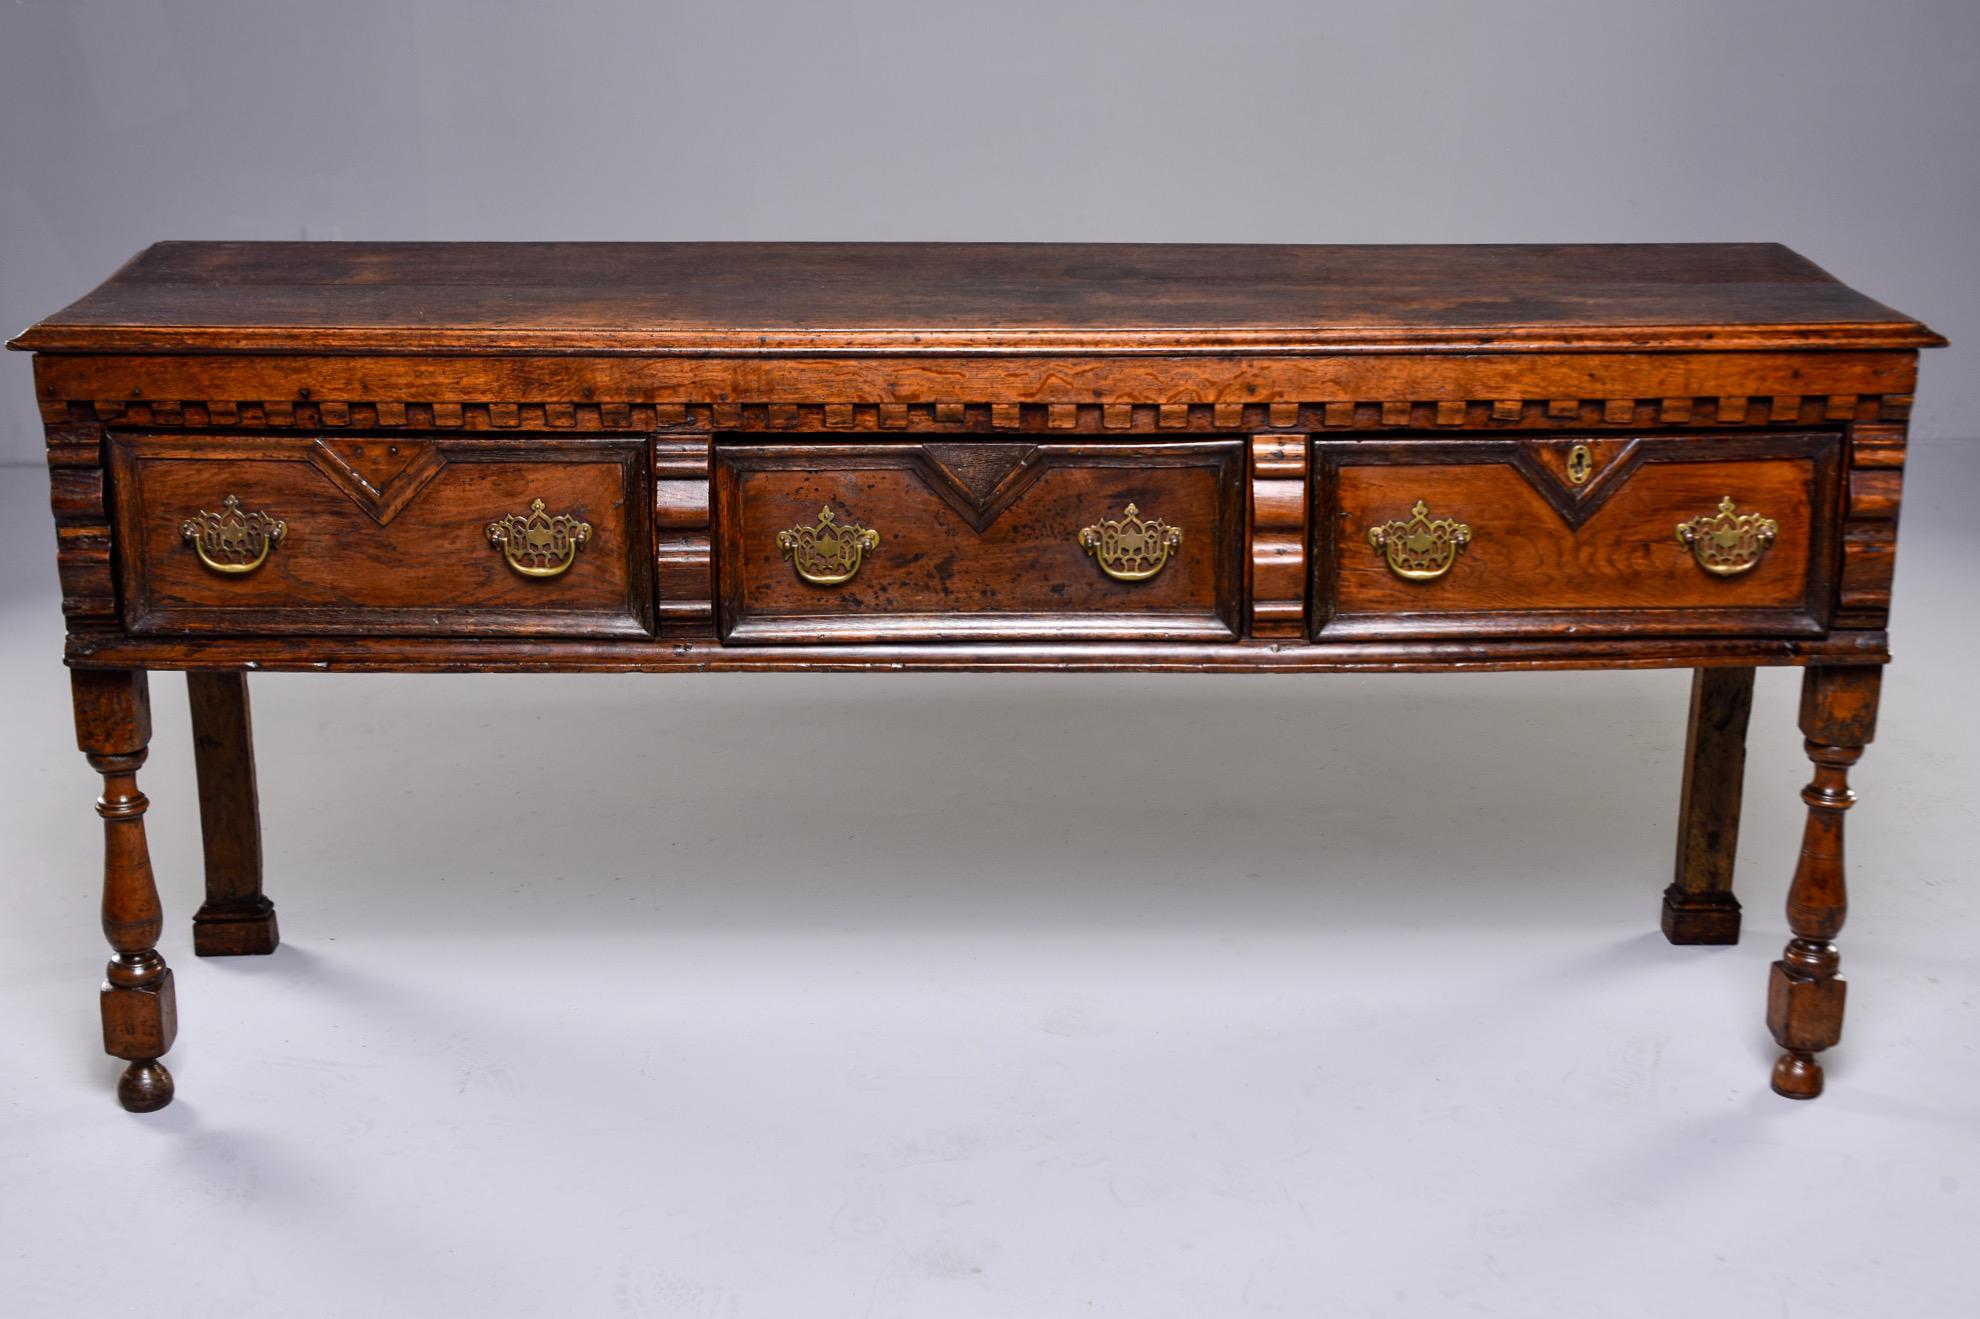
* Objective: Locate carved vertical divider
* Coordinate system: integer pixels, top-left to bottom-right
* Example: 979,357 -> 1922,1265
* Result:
43,405 -> 118,626
1248,434 -> 1309,637
654,435 -> 715,637
1835,420 -> 1906,630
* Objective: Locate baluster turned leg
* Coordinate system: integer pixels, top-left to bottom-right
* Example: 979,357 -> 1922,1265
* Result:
1769,664 -> 1882,1100
189,672 -> 278,956
73,670 -> 177,1112
1664,666 -> 1755,943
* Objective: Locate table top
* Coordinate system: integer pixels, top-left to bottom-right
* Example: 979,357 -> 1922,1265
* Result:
9,241 -> 1943,357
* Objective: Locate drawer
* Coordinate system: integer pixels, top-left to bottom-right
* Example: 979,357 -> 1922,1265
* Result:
1313,433 -> 1843,639
714,440 -> 1244,642
107,433 -> 652,636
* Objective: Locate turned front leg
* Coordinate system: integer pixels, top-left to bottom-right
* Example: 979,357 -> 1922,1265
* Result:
189,672 -> 278,956
1769,664 -> 1882,1100
73,670 -> 177,1112
1665,666 -> 1755,944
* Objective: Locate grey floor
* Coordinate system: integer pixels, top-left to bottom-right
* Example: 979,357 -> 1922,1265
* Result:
2,446 -> 1976,1319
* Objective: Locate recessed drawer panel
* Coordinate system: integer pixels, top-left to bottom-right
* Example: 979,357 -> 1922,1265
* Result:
714,439 -> 1244,643
108,433 -> 652,636
1313,433 -> 1842,639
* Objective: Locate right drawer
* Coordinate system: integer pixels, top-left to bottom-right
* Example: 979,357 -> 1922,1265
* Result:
1312,432 -> 1843,640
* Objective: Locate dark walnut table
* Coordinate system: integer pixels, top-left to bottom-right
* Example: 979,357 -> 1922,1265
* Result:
9,242 -> 1943,1112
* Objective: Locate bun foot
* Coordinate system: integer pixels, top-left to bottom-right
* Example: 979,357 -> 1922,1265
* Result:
1770,1050 -> 1823,1100
117,1060 -> 174,1112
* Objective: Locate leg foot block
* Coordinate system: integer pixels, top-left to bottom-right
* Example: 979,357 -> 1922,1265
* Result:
1661,884 -> 1742,944
101,968 -> 177,1060
193,898 -> 280,957
1766,959 -> 1846,1051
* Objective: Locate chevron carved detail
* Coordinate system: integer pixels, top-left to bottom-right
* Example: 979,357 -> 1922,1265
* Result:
916,443 -> 1041,531
1509,437 -> 1646,529
307,437 -> 446,525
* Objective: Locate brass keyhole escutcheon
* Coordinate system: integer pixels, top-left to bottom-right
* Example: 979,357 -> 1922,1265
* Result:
182,494 -> 286,574
1567,443 -> 1594,486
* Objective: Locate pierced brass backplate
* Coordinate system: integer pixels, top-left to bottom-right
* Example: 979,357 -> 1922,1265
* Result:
487,498 -> 592,578
1567,443 -> 1594,486
777,504 -> 880,586
182,494 -> 286,574
1676,496 -> 1778,576
1078,502 -> 1182,582
1368,500 -> 1472,581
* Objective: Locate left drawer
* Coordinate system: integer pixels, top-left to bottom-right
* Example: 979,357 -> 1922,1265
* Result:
107,433 -> 652,636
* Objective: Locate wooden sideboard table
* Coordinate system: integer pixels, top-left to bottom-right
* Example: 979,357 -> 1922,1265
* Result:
9,242 -> 1942,1112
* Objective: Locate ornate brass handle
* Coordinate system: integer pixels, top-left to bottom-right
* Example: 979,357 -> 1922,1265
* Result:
1676,496 -> 1778,576
1078,502 -> 1182,582
778,504 -> 880,586
487,498 -> 592,578
182,494 -> 286,574
1368,500 -> 1471,581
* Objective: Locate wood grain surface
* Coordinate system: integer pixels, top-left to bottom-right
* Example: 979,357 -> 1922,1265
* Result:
9,242 -> 1943,355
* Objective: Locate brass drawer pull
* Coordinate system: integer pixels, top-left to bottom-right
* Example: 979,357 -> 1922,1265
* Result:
778,504 -> 880,586
182,494 -> 286,574
1079,502 -> 1182,582
1676,496 -> 1778,576
487,498 -> 592,578
1369,500 -> 1471,581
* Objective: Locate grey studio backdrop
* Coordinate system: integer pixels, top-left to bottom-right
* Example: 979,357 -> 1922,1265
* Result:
4,4 -> 1980,1318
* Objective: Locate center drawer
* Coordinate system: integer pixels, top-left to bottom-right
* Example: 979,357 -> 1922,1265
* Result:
713,439 -> 1244,643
